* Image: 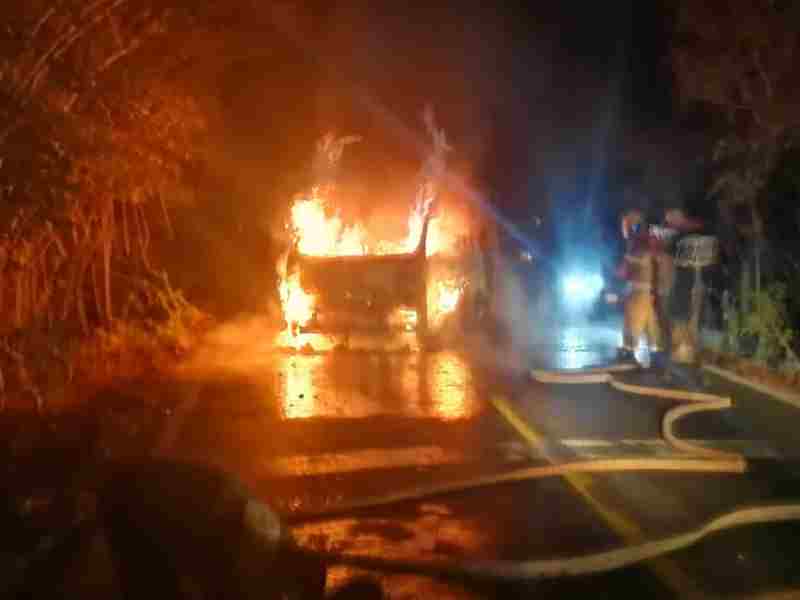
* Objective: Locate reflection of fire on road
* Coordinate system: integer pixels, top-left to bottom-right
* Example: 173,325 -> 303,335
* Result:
277,351 -> 478,421
401,352 -> 478,421
280,355 -> 321,419
277,192 -> 467,344
428,352 -> 478,421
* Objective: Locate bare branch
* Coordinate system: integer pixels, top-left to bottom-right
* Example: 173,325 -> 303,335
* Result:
23,0 -> 132,97
31,7 -> 57,39
752,47 -> 773,99
99,37 -> 144,72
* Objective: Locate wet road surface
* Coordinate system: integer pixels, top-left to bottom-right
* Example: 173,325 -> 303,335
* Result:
148,319 -> 800,598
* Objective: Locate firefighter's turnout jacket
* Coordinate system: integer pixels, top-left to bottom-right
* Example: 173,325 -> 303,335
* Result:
620,232 -> 662,352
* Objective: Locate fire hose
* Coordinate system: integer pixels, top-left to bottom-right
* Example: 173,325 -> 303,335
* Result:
530,366 -> 744,462
291,366 -> 745,524
287,457 -> 744,523
303,503 -> 800,581
278,365 -> 800,585
12,367 -> 800,594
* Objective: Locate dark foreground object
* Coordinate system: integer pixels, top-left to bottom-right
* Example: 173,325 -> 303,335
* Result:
11,459 -> 328,600
102,460 -> 328,600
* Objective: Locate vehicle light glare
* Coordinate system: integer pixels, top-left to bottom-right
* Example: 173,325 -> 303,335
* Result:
562,272 -> 604,303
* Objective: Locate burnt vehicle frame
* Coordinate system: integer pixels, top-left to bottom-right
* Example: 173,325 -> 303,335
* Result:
285,215 -> 492,341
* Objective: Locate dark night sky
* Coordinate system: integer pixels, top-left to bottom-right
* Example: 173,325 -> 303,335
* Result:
213,0 -> 705,254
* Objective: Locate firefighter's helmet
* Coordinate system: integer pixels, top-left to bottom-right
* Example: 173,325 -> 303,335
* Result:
621,209 -> 644,240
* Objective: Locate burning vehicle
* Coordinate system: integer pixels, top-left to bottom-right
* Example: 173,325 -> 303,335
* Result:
275,114 -> 497,347
278,193 -> 494,345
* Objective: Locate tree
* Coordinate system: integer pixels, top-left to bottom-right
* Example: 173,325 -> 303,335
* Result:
0,2 -> 226,407
0,2 -> 216,335
670,1 -> 800,365
671,1 -> 800,138
670,0 -> 800,291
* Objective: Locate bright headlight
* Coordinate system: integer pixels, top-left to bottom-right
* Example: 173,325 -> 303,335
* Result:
562,273 -> 604,302
563,275 -> 584,296
588,273 -> 604,291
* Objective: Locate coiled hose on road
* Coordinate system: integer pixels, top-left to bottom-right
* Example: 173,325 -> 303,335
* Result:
292,364 -> 745,523
530,366 -> 744,462
283,364 -> 800,584
13,366 -> 799,592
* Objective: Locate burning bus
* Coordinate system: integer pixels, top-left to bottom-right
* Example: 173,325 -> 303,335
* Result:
276,115 -> 496,347
277,192 -> 494,345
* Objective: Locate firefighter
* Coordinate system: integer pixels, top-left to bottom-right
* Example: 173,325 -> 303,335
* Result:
616,210 -> 666,369
616,209 -> 642,362
620,209 -> 643,254
663,208 -> 707,367
652,210 -> 680,358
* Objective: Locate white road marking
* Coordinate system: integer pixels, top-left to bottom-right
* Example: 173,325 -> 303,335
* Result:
265,445 -> 489,477
262,437 -> 779,478
560,439 -> 615,448
562,438 -> 779,458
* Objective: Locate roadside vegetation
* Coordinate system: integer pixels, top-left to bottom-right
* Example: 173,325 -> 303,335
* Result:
670,0 -> 800,382
0,3 -> 257,413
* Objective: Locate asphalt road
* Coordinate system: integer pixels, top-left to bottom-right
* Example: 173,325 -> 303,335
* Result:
133,318 -> 800,598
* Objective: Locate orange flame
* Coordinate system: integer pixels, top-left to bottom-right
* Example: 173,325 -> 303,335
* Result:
277,193 -> 466,342
290,198 -> 366,256
289,195 -> 459,258
429,278 -> 464,327
278,271 -> 315,332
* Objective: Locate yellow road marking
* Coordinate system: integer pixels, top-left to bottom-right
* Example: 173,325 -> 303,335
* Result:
491,395 -> 700,596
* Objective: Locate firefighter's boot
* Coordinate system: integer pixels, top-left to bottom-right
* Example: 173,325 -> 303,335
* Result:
649,350 -> 669,376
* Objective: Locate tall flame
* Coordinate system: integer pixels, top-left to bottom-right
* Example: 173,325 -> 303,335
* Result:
290,199 -> 366,256
289,195 -> 457,258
